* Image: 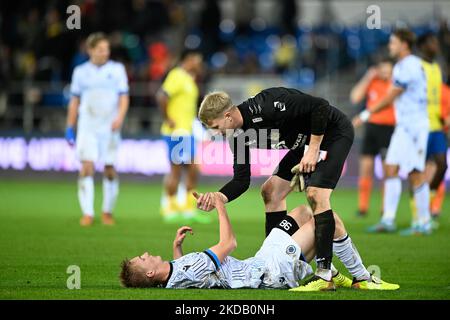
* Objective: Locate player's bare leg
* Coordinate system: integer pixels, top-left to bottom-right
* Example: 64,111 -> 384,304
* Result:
79,161 -> 95,226
368,164 -> 400,233
357,155 -> 374,217
400,170 -> 432,235
261,175 -> 292,236
162,163 -> 182,222
102,165 -> 118,225
428,153 -> 448,218
288,206 -> 398,290
183,163 -> 210,224
184,163 -> 199,212
304,187 -> 334,282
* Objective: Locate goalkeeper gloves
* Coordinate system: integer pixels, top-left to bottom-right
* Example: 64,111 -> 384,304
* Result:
290,164 -> 306,192
65,127 -> 75,146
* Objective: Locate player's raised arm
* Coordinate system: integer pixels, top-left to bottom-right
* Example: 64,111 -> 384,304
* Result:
172,226 -> 193,259
368,84 -> 403,114
194,192 -> 237,264
357,63 -> 405,122
350,67 -> 378,105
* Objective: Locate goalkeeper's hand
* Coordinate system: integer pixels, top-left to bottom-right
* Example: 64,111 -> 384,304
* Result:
290,164 -> 306,192
65,127 -> 76,146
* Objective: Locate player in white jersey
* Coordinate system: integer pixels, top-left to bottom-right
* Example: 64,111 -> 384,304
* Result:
120,193 -> 399,290
355,29 -> 432,235
65,33 -> 129,226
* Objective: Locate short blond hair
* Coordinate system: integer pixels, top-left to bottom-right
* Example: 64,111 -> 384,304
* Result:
119,258 -> 158,288
86,32 -> 108,49
198,91 -> 233,124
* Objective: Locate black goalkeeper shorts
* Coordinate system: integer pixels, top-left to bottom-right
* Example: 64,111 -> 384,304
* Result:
273,125 -> 354,190
361,123 -> 395,159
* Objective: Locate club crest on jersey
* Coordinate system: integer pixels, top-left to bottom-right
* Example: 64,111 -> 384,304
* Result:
286,245 -> 296,255
274,101 -> 286,111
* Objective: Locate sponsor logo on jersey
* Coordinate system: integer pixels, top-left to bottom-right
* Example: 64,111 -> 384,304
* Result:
274,101 -> 286,111
252,117 -> 263,123
291,133 -> 307,150
182,265 -> 191,272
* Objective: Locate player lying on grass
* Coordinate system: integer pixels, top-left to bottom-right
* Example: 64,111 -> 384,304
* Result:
120,193 -> 399,290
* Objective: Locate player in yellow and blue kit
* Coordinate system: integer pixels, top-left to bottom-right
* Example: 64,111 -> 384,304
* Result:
418,33 -> 449,221
156,49 -> 210,224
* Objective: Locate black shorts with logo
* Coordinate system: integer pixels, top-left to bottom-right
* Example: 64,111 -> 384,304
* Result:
361,123 -> 395,159
273,123 -> 354,190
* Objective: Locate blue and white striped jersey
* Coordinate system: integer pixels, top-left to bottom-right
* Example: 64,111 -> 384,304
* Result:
165,250 -> 265,289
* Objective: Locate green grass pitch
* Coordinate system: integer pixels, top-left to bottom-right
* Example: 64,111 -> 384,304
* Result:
0,178 -> 449,300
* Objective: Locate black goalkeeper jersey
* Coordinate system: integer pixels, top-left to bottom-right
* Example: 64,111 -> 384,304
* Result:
219,87 -> 352,202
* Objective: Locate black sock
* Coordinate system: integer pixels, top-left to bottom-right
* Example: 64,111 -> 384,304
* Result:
274,215 -> 299,236
314,210 -> 335,270
265,211 -> 287,237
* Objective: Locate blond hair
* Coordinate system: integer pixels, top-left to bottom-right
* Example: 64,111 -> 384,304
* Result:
86,32 -> 108,49
119,259 -> 158,288
198,91 -> 233,124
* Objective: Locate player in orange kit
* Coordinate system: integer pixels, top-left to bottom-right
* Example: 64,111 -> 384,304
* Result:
351,58 -> 395,217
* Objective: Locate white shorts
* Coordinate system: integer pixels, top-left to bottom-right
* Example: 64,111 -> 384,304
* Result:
255,228 -> 313,289
385,125 -> 428,173
76,129 -> 120,165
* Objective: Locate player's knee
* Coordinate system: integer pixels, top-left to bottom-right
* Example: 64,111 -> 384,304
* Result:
385,166 -> 398,178
333,212 -> 345,230
409,171 -> 425,187
436,156 -> 448,172
104,166 -> 116,180
261,181 -> 273,204
81,162 -> 95,177
185,166 -> 198,190
166,179 -> 178,194
289,205 -> 313,225
306,188 -> 319,206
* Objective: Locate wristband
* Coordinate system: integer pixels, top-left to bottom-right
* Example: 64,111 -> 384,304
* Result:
359,110 -> 371,122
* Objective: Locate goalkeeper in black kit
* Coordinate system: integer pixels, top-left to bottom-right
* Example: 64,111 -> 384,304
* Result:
196,87 -> 398,291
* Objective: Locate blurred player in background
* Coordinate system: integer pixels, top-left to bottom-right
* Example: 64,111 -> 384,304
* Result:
417,33 -> 450,221
65,32 -> 129,226
356,29 -> 432,235
351,58 -> 395,217
157,49 -> 210,224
